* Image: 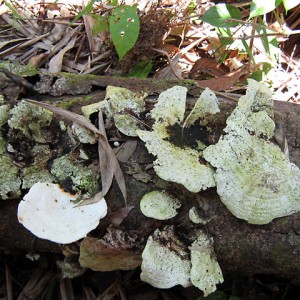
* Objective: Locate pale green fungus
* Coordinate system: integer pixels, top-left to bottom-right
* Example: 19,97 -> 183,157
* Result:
189,232 -> 224,297
137,86 -> 217,192
140,190 -> 181,220
203,80 -> 300,224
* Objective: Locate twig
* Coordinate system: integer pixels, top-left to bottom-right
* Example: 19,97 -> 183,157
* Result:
5,263 -> 13,300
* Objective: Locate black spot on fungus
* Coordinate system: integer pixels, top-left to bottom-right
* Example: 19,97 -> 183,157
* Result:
164,123 -> 209,149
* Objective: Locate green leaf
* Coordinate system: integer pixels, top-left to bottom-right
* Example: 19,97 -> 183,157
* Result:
217,27 -> 234,46
72,0 -> 95,24
249,70 -> 263,81
256,23 -> 279,62
201,4 -> 242,27
241,39 -> 256,65
249,0 -> 282,18
282,0 -> 300,11
108,0 -> 118,5
91,15 -> 109,36
128,60 -> 153,78
4,0 -> 25,21
109,5 -> 140,60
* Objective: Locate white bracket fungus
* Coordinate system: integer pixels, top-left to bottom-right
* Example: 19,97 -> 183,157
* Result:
140,190 -> 181,220
189,233 -> 224,297
137,86 -> 217,193
140,228 -> 191,288
17,182 -> 107,244
140,228 -> 223,296
203,80 -> 300,224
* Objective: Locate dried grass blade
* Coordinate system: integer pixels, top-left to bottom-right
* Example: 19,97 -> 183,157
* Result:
26,99 -> 102,136
98,109 -> 127,201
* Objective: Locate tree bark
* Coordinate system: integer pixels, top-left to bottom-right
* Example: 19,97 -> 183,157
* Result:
1,73 -> 300,282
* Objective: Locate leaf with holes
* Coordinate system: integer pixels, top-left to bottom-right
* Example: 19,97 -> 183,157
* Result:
109,5 -> 140,60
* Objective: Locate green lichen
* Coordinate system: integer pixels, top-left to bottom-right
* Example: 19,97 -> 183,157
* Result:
0,135 -> 6,154
203,80 -> 300,224
81,102 -> 103,119
56,95 -> 93,110
0,104 -> 9,127
189,207 -> 210,225
22,166 -> 54,189
51,154 -> 99,194
140,228 -> 223,296
138,126 -> 215,192
151,86 -> 187,126
71,123 -> 97,144
184,88 -> 220,127
0,61 -> 38,76
21,144 -> 54,189
8,100 -> 53,143
0,154 -> 21,199
103,86 -> 147,137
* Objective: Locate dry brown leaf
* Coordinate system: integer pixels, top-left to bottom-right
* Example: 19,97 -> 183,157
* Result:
28,53 -> 49,68
47,26 -> 79,61
17,269 -> 57,300
108,206 -> 134,226
48,36 -> 76,73
26,100 -> 127,203
83,13 -> 95,53
189,58 -> 229,78
97,108 -> 115,199
196,66 -> 249,91
155,52 -> 183,79
84,287 -> 96,300
114,140 -> 138,163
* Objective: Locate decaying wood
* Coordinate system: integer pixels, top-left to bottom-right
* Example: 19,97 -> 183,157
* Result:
1,73 -> 300,282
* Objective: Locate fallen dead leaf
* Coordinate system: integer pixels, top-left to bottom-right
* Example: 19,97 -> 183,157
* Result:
114,140 -> 138,163
189,57 -> 229,78
196,65 -> 249,91
48,36 -> 77,73
108,206 -> 135,226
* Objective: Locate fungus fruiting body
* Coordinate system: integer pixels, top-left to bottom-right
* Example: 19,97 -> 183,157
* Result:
140,190 -> 181,220
137,86 -> 218,193
140,228 -> 191,288
203,80 -> 300,224
189,233 -> 224,296
18,182 -> 107,244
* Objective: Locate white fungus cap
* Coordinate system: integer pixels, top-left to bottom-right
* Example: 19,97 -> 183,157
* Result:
17,182 -> 107,244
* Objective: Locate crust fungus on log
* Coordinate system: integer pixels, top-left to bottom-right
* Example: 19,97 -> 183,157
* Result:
1,73 -> 300,288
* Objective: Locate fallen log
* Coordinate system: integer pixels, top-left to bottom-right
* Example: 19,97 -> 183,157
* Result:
0,73 -> 300,284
